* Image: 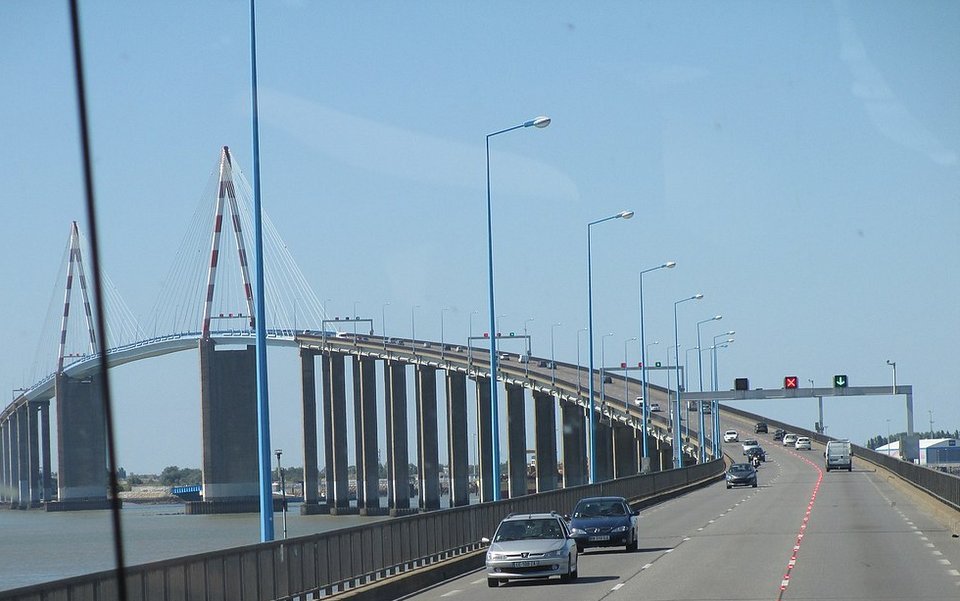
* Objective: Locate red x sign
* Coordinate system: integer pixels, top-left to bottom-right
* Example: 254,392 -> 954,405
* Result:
784,376 -> 798,389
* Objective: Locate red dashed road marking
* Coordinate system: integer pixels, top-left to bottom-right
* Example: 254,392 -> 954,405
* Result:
776,451 -> 823,600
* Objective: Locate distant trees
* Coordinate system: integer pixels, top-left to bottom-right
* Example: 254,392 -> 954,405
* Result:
868,429 -> 960,450
158,466 -> 202,486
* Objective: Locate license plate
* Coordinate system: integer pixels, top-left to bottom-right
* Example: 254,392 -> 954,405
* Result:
588,535 -> 610,541
513,560 -> 537,568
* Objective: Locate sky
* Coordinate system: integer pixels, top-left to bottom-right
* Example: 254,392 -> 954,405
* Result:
1,1 -> 958,475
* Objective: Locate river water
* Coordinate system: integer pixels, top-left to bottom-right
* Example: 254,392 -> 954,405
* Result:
0,502 -> 391,592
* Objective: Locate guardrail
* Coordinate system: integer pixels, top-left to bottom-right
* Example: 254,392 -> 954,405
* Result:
721,404 -> 960,512
0,460 -> 724,601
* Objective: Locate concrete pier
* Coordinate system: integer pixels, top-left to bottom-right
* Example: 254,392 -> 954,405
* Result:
193,340 -> 258,514
445,371 -> 469,507
561,401 -> 587,487
356,357 -> 382,515
532,390 -> 558,492
53,373 -> 109,510
416,366 -> 440,510
612,423 -> 637,477
299,350 -> 322,515
0,418 -> 7,504
475,376 -> 494,502
385,361 -> 411,513
595,420 -> 613,482
27,402 -> 42,507
506,383 -> 526,498
323,352 -> 352,514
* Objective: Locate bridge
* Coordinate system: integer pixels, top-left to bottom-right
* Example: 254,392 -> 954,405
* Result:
2,148 -> 958,600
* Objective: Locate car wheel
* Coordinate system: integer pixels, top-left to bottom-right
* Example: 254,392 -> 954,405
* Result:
626,534 -> 638,552
570,562 -> 579,581
752,482 -> 757,488
848,466 -> 852,472
576,543 -> 584,554
825,466 -> 830,472
726,484 -> 731,489
487,579 -> 500,588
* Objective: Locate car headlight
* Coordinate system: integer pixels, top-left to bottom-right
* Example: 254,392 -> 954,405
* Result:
726,473 -> 735,480
570,528 -> 586,535
541,548 -> 563,558
611,525 -> 629,533
487,552 -> 505,561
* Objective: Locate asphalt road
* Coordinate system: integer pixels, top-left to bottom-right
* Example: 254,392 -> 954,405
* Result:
396,412 -> 960,601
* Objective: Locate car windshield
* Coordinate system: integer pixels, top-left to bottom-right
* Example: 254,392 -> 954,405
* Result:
744,440 -> 758,446
494,518 -> 564,541
574,500 -> 626,518
730,464 -> 752,472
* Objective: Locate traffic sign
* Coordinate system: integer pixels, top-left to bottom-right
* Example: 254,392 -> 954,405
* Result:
735,378 -> 749,391
834,374 -> 848,388
784,376 -> 798,389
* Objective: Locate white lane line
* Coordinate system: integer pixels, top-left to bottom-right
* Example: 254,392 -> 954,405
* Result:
683,537 -> 691,541
948,569 -> 960,576
440,590 -> 461,597
642,563 -> 653,570
926,543 -> 936,548
938,559 -> 952,565
470,578 -> 485,584
697,527 -> 704,531
932,550 -> 943,556
664,548 -> 674,553
611,583 -> 625,591
921,536 -> 929,541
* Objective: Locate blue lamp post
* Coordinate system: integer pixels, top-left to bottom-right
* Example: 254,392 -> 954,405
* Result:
696,315 -> 721,462
638,261 -> 675,470
486,115 -> 550,501
673,294 -> 703,469
587,210 -> 634,483
711,337 -> 734,456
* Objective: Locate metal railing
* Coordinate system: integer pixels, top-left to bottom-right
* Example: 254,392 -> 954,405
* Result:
0,460 -> 723,601
722,404 -> 959,511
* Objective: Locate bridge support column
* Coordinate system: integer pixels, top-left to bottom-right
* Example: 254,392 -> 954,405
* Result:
506,383 -> 526,499
190,341 -> 259,514
445,371 -> 469,507
613,423 -> 637,478
323,352 -> 352,514
561,401 -> 586,487
52,373 -> 109,511
39,401 -> 51,502
595,420 -> 613,482
1,418 -> 9,505
416,366 -> 440,511
27,402 -> 42,507
299,350 -> 322,515
475,376 -> 494,502
533,391 -> 558,493
16,407 -> 29,509
385,361 -> 412,514
356,357 -> 383,515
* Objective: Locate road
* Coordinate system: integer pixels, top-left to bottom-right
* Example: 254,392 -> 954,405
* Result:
397,412 -> 960,601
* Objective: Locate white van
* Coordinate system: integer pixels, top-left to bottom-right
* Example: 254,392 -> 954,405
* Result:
825,440 -> 852,472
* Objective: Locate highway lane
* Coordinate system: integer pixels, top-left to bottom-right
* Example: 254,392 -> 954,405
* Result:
395,411 -> 960,601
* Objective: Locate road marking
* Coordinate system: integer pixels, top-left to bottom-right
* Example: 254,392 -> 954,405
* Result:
611,583 -> 625,591
948,569 -> 960,576
683,537 -> 691,541
697,527 -> 704,531
939,559 -> 952,565
642,563 -> 653,570
921,536 -> 929,541
440,590 -> 461,597
470,578 -> 485,584
933,550 -> 943,556
664,548 -> 674,553
926,543 -> 936,548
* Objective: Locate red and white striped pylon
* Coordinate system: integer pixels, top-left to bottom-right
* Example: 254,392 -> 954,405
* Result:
57,221 -> 98,372
201,146 -> 256,339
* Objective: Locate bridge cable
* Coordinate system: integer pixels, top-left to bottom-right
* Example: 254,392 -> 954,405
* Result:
67,1 -> 129,599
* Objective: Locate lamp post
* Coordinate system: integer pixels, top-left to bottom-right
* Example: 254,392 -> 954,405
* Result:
353,301 -> 360,335
638,261 -> 675,469
551,322 -> 561,385
411,304 -> 420,347
485,115 -> 550,501
469,310 -> 479,339
576,327 -> 587,396
496,314 -> 506,336
381,301 -> 390,350
695,315 -> 721,462
710,339 -> 733,455
274,449 -> 287,540
624,336 -> 637,412
673,293 -> 703,468
666,344 -> 678,430
684,346 -> 701,442
440,307 -> 450,362
587,210 -> 634,483
886,359 -> 897,395
524,317 -> 535,339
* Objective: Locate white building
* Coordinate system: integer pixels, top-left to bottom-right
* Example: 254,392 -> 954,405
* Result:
919,438 -> 960,466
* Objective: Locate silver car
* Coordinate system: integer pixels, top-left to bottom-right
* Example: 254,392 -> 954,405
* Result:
483,512 -> 579,587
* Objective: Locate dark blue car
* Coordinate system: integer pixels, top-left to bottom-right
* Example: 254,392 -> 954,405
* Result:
568,496 -> 640,552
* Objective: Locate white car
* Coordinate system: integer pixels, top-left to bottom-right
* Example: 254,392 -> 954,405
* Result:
634,396 -> 644,406
783,433 -> 798,446
723,430 -> 739,442
741,439 -> 760,455
795,436 -> 812,450
649,402 -> 661,412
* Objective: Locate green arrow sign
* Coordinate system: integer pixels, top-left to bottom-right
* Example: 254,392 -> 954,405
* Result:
833,374 -> 848,388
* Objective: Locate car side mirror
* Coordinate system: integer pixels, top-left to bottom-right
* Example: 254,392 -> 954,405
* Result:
632,510 -> 640,516
481,537 -> 491,545
563,514 -> 570,521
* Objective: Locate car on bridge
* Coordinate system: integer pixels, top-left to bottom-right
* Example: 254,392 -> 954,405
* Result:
741,439 -> 761,455
723,429 -> 739,442
568,496 -> 640,553
483,512 -> 578,587
726,463 -> 758,488
745,446 -> 767,462
795,436 -> 812,450
755,421 -> 768,433
783,433 -> 798,446
773,428 -> 786,441
649,401 -> 661,412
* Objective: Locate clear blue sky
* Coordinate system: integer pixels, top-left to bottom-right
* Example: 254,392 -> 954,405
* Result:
2,1 -> 958,474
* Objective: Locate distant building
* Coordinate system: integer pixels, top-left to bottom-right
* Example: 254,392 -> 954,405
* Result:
875,441 -> 901,458
919,438 -> 960,466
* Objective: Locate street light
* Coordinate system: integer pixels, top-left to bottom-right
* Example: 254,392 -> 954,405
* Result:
710,339 -> 733,455
551,322 -> 562,385
353,301 -> 360,335
886,359 -> 897,395
524,317 -> 535,339
469,309 -> 479,338
496,314 -> 507,336
638,261 -> 675,469
485,115 -> 550,501
673,293 -> 703,468
577,327 -> 587,396
411,304 -> 420,345
440,307 -> 450,362
695,315 -> 721,462
274,449 -> 287,540
624,336 -> 637,412
381,301 -> 391,350
587,209 -> 634,483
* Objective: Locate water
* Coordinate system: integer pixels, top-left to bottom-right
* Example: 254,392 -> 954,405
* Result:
0,502 -> 390,592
